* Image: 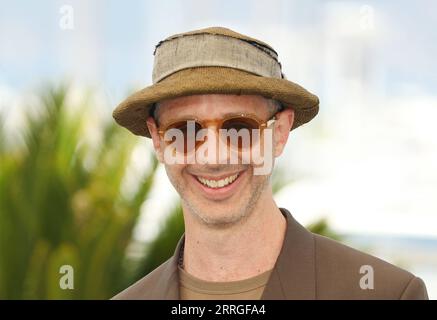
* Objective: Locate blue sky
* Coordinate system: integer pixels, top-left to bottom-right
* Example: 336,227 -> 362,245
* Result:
1,0 -> 436,96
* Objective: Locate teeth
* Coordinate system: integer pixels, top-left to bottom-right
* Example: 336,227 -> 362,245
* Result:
197,173 -> 239,189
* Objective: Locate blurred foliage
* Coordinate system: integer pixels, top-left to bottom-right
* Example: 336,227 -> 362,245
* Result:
0,86 -> 338,299
0,86 -> 167,299
132,204 -> 184,281
306,218 -> 341,241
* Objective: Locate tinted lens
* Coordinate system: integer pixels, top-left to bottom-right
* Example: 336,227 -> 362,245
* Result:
165,120 -> 202,153
222,117 -> 259,131
221,117 -> 261,149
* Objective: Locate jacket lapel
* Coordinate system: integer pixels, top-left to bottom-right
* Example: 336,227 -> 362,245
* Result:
261,208 -> 316,300
154,235 -> 184,299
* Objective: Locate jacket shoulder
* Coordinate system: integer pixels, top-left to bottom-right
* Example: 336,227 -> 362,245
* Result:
313,234 -> 428,299
111,259 -> 171,300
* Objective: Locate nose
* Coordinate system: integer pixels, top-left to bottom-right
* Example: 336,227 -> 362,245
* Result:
196,126 -> 229,164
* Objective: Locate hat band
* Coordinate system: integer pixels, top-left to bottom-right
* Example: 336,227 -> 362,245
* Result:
152,33 -> 283,83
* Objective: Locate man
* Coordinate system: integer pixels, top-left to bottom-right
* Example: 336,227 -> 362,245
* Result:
112,27 -> 428,299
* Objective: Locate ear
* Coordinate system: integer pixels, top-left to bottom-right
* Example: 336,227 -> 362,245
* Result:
146,117 -> 164,162
273,108 -> 294,157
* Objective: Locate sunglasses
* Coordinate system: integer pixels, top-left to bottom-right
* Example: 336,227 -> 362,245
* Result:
157,113 -> 277,154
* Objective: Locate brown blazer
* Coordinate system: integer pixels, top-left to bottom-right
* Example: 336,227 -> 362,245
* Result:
113,209 -> 428,300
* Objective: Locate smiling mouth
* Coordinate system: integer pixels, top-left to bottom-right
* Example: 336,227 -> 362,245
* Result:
195,173 -> 240,189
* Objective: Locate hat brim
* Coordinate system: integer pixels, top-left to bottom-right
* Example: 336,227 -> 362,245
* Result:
112,67 -> 319,137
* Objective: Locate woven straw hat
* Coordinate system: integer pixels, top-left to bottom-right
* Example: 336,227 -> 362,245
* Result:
113,26 -> 319,137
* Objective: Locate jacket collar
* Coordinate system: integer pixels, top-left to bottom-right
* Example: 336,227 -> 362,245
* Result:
157,208 -> 316,300
261,208 -> 316,299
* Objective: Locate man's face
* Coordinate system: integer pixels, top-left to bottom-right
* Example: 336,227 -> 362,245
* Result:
147,94 -> 293,227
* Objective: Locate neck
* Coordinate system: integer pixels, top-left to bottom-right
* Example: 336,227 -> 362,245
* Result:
181,188 -> 287,282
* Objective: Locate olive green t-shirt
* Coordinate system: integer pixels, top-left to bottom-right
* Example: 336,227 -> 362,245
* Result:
178,266 -> 273,300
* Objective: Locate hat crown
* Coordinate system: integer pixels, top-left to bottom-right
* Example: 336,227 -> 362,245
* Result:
154,26 -> 278,59
152,26 -> 283,83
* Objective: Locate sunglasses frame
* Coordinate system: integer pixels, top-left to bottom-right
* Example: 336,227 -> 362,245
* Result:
158,113 -> 276,135
157,113 -> 277,153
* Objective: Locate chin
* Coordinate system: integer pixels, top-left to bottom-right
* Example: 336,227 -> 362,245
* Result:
189,202 -> 249,227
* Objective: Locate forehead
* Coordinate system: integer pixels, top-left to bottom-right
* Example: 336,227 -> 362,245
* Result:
155,94 -> 271,123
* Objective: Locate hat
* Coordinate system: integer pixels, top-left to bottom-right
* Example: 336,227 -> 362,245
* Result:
112,26 -> 319,137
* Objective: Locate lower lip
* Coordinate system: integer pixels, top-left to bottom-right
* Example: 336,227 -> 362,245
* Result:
190,170 -> 246,201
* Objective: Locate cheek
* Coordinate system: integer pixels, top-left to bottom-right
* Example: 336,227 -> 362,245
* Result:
164,164 -> 187,183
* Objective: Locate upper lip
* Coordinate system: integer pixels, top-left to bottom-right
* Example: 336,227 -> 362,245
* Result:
189,170 -> 244,181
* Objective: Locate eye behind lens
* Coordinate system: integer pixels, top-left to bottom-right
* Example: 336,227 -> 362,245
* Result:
222,117 -> 260,131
